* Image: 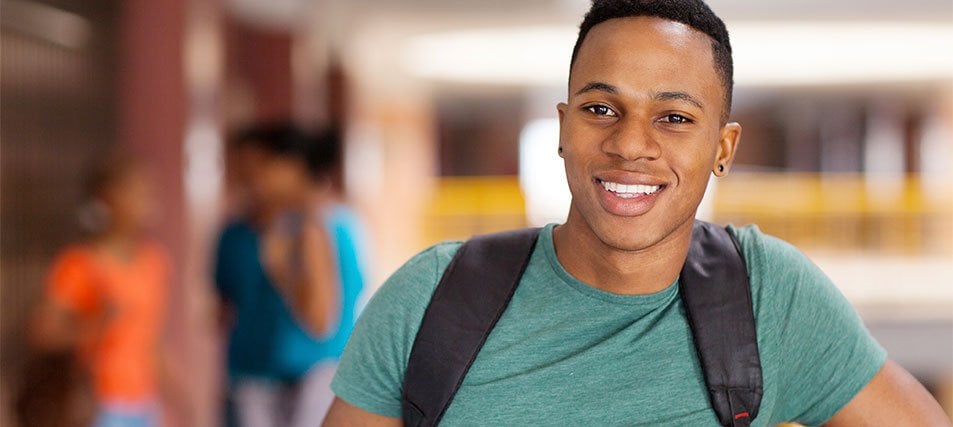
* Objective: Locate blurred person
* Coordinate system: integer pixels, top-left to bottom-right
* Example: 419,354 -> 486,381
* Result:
214,123 -> 366,427
301,127 -> 370,385
323,1 -> 950,426
24,153 -> 189,427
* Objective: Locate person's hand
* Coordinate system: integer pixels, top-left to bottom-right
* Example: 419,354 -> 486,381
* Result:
261,220 -> 297,297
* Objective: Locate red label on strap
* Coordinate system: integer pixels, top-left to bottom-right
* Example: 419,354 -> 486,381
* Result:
734,412 -> 750,420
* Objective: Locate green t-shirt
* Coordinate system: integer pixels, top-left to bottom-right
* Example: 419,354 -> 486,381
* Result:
331,224 -> 886,426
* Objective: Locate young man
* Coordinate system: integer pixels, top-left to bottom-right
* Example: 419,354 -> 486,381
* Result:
323,1 -> 950,425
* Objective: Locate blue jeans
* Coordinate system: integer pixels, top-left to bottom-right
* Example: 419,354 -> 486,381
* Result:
92,400 -> 159,427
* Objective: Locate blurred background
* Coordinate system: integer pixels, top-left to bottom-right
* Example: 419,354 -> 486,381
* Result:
1,0 -> 951,425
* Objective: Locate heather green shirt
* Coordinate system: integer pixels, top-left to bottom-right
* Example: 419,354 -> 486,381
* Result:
331,224 -> 886,426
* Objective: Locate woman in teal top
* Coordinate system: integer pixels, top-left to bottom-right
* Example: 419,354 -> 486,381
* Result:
215,123 -> 367,427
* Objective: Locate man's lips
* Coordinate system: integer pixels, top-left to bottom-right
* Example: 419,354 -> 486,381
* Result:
593,174 -> 667,216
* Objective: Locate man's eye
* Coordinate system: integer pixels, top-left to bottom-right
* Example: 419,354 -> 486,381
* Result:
585,105 -> 616,117
661,114 -> 692,124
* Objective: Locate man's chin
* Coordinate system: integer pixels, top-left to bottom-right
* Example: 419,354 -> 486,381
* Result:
584,215 -> 664,252
593,231 -> 660,253
564,197 -> 690,251
580,205 -> 696,253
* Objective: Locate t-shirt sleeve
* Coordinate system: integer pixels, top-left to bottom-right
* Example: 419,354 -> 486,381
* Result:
330,243 -> 459,418
734,226 -> 887,426
46,248 -> 99,316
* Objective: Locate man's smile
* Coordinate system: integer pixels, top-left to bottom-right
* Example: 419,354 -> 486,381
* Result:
593,175 -> 667,217
598,180 -> 661,198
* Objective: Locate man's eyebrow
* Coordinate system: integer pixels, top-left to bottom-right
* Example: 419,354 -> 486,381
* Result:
574,82 -> 618,96
654,91 -> 704,110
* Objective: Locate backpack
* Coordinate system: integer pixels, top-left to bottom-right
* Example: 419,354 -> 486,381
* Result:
402,220 -> 763,427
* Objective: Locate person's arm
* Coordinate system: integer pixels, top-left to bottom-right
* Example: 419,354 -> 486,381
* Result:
323,398 -> 401,427
28,299 -> 82,351
30,248 -> 103,352
295,220 -> 340,336
262,219 -> 340,336
825,359 -> 950,426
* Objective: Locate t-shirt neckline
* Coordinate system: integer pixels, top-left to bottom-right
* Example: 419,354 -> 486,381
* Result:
539,223 -> 679,306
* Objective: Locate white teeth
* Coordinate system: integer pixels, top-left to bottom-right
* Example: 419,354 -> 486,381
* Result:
600,180 -> 660,195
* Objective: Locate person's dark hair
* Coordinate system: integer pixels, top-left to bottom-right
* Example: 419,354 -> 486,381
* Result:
570,0 -> 734,122
232,121 -> 312,161
232,121 -> 342,182
305,127 -> 342,181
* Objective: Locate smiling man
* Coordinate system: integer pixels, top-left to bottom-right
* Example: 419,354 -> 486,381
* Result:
322,1 -> 950,426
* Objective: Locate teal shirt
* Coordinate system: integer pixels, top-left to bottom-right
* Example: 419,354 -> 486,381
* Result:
215,207 -> 367,381
331,224 -> 886,426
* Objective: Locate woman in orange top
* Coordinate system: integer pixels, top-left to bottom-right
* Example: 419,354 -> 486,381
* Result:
30,154 -> 182,427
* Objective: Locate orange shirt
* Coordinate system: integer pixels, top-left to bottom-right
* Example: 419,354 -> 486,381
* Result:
45,241 -> 169,401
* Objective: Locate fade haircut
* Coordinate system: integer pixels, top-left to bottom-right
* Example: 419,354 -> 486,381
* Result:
570,0 -> 734,122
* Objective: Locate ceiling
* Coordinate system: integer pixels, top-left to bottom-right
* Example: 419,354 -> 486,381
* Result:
226,0 -> 953,31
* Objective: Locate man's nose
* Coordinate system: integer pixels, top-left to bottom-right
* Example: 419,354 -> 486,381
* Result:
601,118 -> 661,162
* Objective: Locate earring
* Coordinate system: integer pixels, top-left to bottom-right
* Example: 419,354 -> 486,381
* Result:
717,164 -> 725,173
558,146 -> 564,154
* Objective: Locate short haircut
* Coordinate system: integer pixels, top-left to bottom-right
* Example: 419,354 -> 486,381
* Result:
232,121 -> 311,161
570,0 -> 734,122
232,122 -> 341,181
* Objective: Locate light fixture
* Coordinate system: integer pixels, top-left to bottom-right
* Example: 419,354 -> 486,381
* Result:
402,22 -> 953,87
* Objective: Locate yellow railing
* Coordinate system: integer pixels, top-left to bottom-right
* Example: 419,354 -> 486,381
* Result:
422,176 -> 527,244
421,173 -> 953,255
713,173 -> 953,255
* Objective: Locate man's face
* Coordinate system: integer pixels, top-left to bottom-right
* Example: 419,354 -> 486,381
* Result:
558,16 -> 740,251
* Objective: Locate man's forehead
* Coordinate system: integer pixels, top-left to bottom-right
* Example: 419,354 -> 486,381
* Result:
569,16 -> 718,87
573,16 -> 712,69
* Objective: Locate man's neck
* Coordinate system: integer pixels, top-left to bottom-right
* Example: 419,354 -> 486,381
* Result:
552,211 -> 693,295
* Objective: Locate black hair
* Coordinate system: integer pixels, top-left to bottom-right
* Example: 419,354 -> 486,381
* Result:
232,122 -> 341,182
305,127 -> 342,181
232,121 -> 312,161
570,0 -> 734,122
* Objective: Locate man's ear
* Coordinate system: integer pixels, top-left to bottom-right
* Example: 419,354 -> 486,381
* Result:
713,122 -> 741,176
557,103 -> 569,158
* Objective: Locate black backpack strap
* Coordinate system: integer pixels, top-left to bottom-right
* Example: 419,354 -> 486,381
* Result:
402,228 -> 540,427
680,220 -> 763,427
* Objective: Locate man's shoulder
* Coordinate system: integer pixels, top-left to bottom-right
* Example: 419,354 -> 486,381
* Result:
726,223 -> 811,274
373,241 -> 464,302
330,240 -> 467,416
725,223 -> 836,310
726,222 -> 774,253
